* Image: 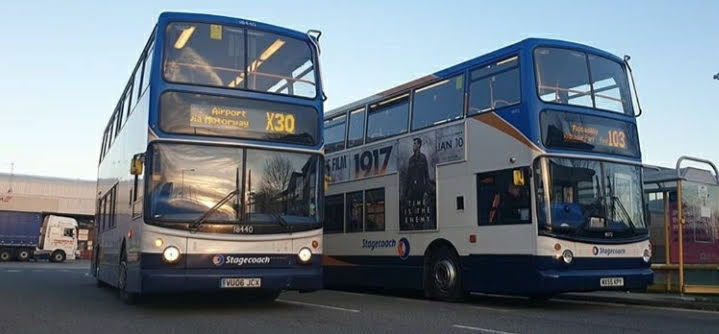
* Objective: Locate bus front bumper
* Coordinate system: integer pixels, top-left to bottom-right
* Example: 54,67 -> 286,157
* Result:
536,267 -> 654,293
140,266 -> 322,293
464,255 -> 653,295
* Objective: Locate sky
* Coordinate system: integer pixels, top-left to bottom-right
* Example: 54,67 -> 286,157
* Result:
0,1 -> 717,180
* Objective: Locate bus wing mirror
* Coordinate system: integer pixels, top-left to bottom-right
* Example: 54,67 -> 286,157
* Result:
513,169 -> 525,186
130,153 -> 145,175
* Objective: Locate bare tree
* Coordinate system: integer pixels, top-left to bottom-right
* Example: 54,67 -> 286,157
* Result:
261,156 -> 294,193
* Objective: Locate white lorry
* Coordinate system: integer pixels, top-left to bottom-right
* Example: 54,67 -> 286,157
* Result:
0,211 -> 78,262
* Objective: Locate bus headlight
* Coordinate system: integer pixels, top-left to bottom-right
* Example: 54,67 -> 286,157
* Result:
562,249 -> 574,264
298,247 -> 312,264
163,246 -> 181,263
643,248 -> 652,263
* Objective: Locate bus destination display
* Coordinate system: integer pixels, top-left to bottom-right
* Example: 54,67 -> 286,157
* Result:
161,91 -> 318,145
190,105 -> 297,135
541,110 -> 639,157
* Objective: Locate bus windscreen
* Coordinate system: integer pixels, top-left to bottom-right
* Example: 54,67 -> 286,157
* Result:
160,92 -> 319,145
163,22 -> 317,98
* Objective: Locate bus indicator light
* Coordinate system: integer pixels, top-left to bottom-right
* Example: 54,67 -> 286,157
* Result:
312,240 -> 319,249
469,234 -> 476,243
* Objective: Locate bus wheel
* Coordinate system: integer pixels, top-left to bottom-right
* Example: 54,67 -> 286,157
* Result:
0,249 -> 12,262
50,250 -> 66,263
425,247 -> 466,302
16,249 -> 31,262
118,255 -> 138,304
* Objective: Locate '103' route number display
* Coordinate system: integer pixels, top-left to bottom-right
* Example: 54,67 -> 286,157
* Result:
541,110 -> 639,157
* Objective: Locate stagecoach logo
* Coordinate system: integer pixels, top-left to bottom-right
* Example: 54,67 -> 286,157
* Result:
592,246 -> 626,256
361,238 -> 411,260
212,254 -> 225,266
397,238 -> 411,260
212,254 -> 271,266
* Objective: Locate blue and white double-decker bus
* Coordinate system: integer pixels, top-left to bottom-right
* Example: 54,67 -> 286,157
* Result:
322,38 -> 652,301
93,12 -> 324,303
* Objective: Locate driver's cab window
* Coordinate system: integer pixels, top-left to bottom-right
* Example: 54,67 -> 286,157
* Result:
477,168 -> 531,225
64,228 -> 75,238
468,56 -> 520,115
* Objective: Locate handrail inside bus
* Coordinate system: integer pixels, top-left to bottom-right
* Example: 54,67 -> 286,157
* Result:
169,62 -> 316,85
538,85 -> 625,104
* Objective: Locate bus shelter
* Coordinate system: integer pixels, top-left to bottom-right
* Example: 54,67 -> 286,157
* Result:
644,157 -> 719,294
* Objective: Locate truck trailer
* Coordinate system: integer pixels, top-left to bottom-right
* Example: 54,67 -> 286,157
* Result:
0,211 -> 78,262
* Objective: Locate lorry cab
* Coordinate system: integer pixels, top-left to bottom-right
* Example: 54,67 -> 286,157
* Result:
38,215 -> 78,262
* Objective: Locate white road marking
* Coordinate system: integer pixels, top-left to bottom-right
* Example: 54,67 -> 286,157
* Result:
452,324 -> 517,334
467,305 -> 513,313
5,269 -> 21,273
333,290 -> 371,297
277,299 -> 360,313
556,298 -> 719,315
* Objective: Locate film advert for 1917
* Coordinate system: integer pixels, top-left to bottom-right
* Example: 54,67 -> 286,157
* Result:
324,123 -> 464,231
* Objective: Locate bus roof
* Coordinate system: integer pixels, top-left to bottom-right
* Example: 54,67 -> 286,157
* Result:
324,38 -> 625,119
157,12 -> 314,43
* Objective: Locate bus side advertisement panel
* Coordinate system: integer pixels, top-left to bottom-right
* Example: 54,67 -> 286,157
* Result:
325,123 -> 465,230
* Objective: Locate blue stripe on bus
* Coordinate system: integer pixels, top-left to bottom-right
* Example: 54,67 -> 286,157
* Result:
139,252 -> 323,293
324,254 -> 652,295
141,252 -> 322,269
141,267 -> 323,293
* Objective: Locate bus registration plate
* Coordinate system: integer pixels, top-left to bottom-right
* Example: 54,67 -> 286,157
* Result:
600,277 -> 624,287
220,278 -> 262,288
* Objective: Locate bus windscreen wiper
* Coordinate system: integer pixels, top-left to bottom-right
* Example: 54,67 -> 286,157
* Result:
272,214 -> 289,228
610,195 -> 637,234
190,168 -> 241,231
189,189 -> 238,231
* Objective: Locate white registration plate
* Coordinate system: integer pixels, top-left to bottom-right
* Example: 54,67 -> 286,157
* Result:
220,278 -> 262,288
600,277 -> 624,287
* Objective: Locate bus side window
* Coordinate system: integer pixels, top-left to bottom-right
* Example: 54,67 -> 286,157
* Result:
133,65 -> 143,100
347,108 -> 365,148
324,114 -> 346,153
324,194 -> 344,233
346,191 -> 364,232
366,95 -> 409,142
468,56 -> 520,115
141,43 -> 154,95
365,188 -> 385,231
477,169 -> 530,225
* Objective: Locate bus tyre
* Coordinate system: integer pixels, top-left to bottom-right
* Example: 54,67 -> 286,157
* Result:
118,254 -> 139,305
16,249 -> 31,262
425,247 -> 466,302
50,250 -> 66,263
0,249 -> 11,262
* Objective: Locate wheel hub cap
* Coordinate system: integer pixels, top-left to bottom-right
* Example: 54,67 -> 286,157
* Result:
434,259 -> 457,292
